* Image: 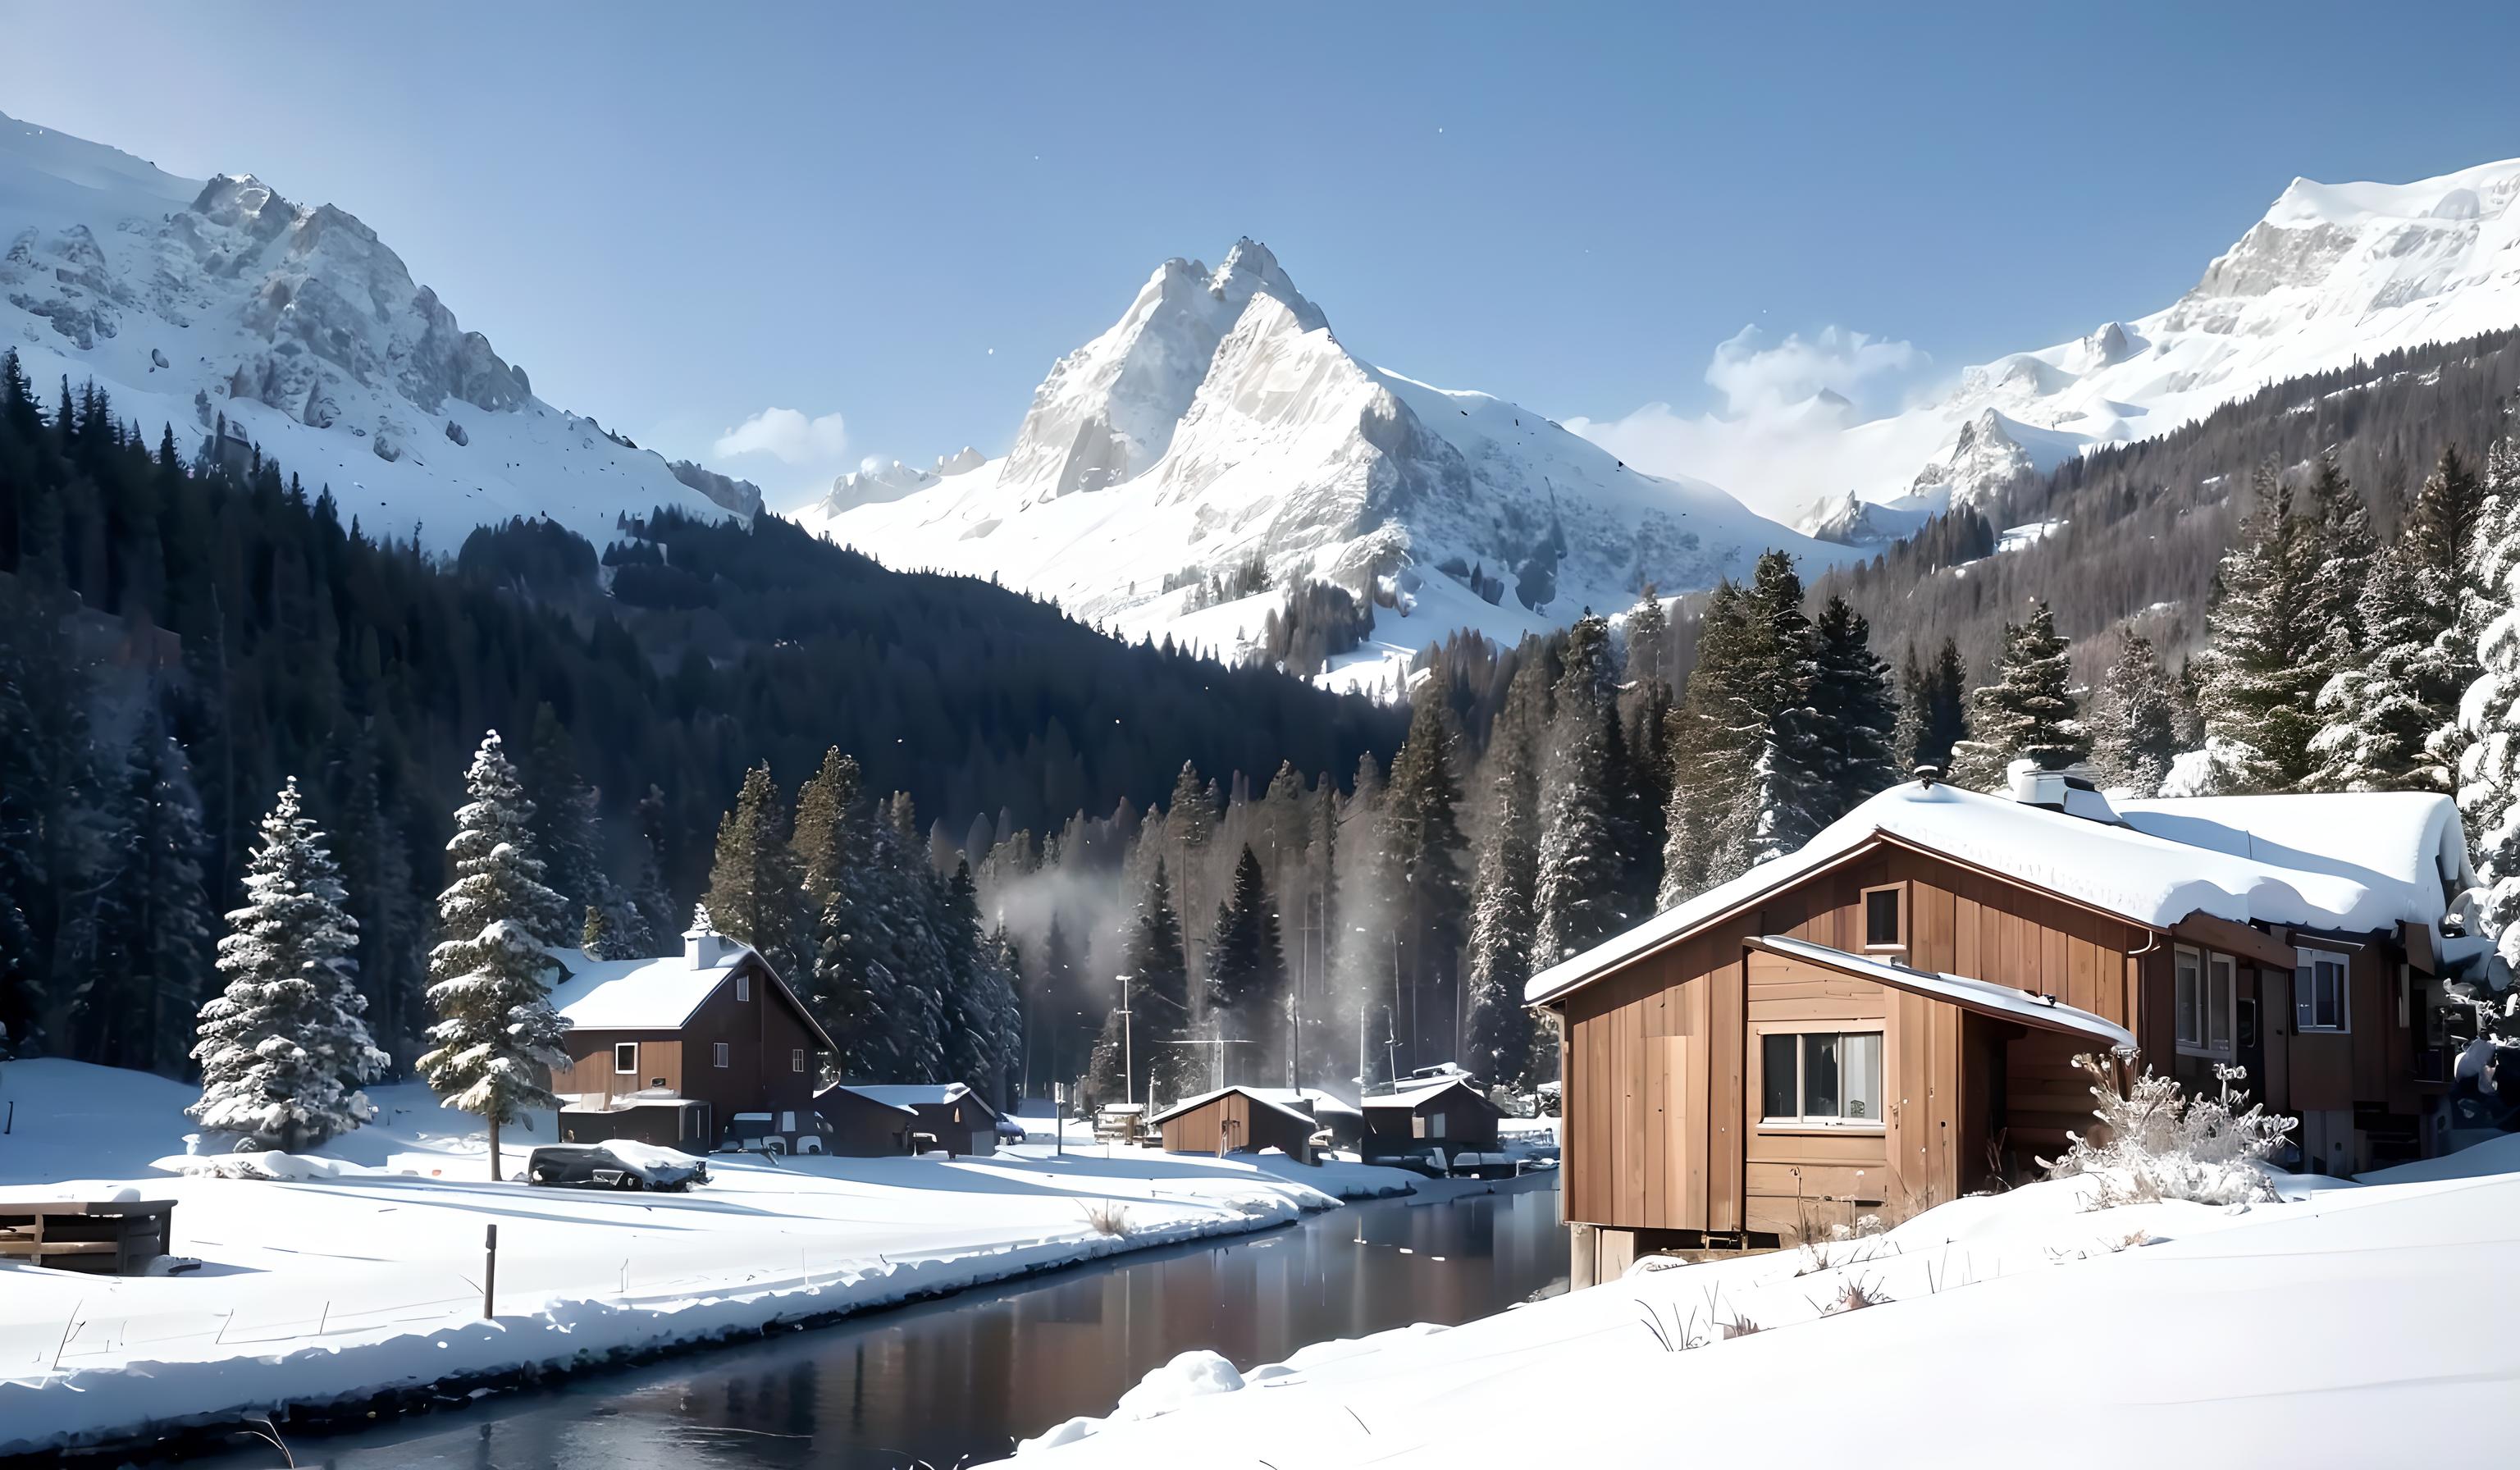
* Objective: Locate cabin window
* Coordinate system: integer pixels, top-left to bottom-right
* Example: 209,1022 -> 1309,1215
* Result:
736,974 -> 751,1002
2175,947 -> 2235,1058
1860,883 -> 1906,952
613,1042 -> 637,1075
1760,1030 -> 1883,1127
713,1041 -> 731,1068
2296,947 -> 2350,1033
792,1048 -> 807,1074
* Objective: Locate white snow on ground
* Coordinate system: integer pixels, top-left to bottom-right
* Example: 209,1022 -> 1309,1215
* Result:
0,1061 -> 1416,1455
1001,1163 -> 2520,1468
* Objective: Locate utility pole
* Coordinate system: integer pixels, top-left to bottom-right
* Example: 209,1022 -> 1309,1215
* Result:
1115,971 -> 1135,1109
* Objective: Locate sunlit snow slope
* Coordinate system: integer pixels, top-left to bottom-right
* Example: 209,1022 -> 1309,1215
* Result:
804,241 -> 1856,693
1797,157 -> 2520,537
0,110 -> 742,551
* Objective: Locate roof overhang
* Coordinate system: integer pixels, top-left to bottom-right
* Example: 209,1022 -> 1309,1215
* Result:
1746,935 -> 2137,1051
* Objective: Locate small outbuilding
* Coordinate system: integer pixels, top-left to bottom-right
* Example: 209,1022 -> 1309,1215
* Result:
812,1083 -> 924,1156
1149,1086 -> 1322,1162
1363,1075 -> 1504,1158
823,1082 -> 1005,1157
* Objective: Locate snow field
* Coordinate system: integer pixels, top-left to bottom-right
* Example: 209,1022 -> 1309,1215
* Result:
0,1062 -> 1416,1455
1005,1162 -> 2520,1468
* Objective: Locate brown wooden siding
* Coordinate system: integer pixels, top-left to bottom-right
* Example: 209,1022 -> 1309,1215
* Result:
1160,1092 -> 1315,1159
554,955 -> 822,1145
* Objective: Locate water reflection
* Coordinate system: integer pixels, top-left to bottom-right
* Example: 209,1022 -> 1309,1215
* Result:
189,1176 -> 1564,1470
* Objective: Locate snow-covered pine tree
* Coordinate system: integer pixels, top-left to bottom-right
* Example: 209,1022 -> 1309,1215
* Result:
704,762 -> 807,978
1947,600 -> 2089,790
1739,554 -> 1828,866
2425,439 -> 2514,789
2089,632 -> 2180,798
2454,434 -> 2520,972
792,746 -> 861,916
1463,656 -> 1546,1088
1663,581 -> 1760,904
938,859 -> 1003,1091
580,902 -> 623,959
2309,549 -> 2440,792
1536,613 -> 1623,966
189,778 -> 389,1150
2191,463 -> 2331,793
1204,844 -> 1286,1084
416,732 -> 573,1180
1808,595 -> 1898,825
93,719 -> 216,1072
1123,858 -> 1195,1103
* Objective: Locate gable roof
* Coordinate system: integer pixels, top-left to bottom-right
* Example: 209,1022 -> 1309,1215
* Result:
1146,1084 -> 1323,1128
1361,1076 -> 1496,1113
545,944 -> 838,1051
1749,935 -> 2138,1051
1527,781 -> 2475,1008
837,1082 -> 999,1118
812,1082 -> 920,1119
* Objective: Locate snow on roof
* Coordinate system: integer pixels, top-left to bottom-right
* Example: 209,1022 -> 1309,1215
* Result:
812,1084 -> 920,1118
546,946 -> 742,1030
838,1083 -> 997,1116
1751,935 -> 2137,1052
1145,1086 -> 1323,1128
1361,1077 -> 1486,1110
1527,782 -> 2475,1007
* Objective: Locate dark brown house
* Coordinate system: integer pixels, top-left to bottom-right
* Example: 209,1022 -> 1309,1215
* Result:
810,1084 -> 923,1156
552,925 -> 835,1152
1529,774 -> 2479,1286
821,1083 -> 1007,1157
1361,1076 -> 1503,1156
1150,1086 -> 1322,1161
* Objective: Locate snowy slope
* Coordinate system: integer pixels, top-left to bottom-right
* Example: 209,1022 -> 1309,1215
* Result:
1787,157 -> 2520,537
0,111 -> 742,551
801,241 -> 1857,690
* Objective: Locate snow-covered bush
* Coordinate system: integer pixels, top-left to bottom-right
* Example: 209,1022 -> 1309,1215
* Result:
2039,1053 -> 2295,1207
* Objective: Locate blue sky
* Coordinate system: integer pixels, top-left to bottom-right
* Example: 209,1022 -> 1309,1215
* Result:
6,1 -> 2517,509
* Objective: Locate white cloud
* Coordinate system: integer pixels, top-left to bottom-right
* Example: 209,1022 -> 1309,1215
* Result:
1566,323 -> 1942,522
712,406 -> 851,465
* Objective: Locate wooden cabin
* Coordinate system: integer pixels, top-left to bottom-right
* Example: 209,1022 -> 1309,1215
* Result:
1361,1075 -> 1504,1157
550,924 -> 835,1153
1529,773 -> 2479,1286
828,1082 -> 1007,1157
810,1084 -> 923,1156
1149,1086 -> 1322,1161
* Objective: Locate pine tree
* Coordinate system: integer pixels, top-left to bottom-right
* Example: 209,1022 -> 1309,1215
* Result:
416,732 -> 573,1180
1663,581 -> 1758,904
1463,656 -> 1545,1088
519,704 -> 614,929
1947,600 -> 2088,789
85,715 -> 215,1073
580,903 -> 623,960
792,746 -> 861,913
2309,550 -> 2440,792
1536,613 -> 1623,965
938,859 -> 1000,1090
2416,442 -> 2500,786
2192,464 -> 2331,792
1383,668 -> 1469,1065
1807,595 -> 1898,826
189,778 -> 387,1150
2454,434 -> 2520,966
703,762 -> 806,977
1205,845 -> 1286,1084
2089,632 -> 2180,798
625,785 -> 677,958
1121,858 -> 1194,1103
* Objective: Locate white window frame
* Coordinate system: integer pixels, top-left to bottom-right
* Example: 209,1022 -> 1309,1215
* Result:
792,1047 -> 807,1074
1860,882 -> 1907,953
713,1041 -> 731,1069
735,974 -> 751,1002
2175,946 -> 2235,1059
613,1042 -> 638,1075
2296,947 -> 2351,1034
1756,1026 -> 1886,1130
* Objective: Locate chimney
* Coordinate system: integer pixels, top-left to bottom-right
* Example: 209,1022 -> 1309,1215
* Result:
2007,761 -> 2121,824
684,903 -> 728,970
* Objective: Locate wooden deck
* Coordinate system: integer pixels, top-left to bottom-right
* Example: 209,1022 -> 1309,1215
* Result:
0,1199 -> 177,1275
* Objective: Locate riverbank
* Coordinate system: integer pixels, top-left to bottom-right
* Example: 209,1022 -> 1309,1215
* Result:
0,1061 -> 1418,1459
999,1162 -> 2520,1468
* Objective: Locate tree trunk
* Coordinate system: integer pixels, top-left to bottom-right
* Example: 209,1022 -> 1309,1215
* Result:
488,1112 -> 502,1182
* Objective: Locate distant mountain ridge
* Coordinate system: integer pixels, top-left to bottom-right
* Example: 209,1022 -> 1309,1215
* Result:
0,109 -> 737,550
801,240 -> 1856,691
1795,155 -> 2520,541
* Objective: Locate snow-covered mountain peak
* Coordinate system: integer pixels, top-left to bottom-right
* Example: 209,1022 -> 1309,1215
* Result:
805,240 -> 1854,692
0,110 -> 739,550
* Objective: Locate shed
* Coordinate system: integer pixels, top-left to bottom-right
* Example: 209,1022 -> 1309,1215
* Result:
1148,1086 -> 1322,1161
825,1083 -> 1003,1157
1363,1076 -> 1503,1155
811,1083 -> 923,1156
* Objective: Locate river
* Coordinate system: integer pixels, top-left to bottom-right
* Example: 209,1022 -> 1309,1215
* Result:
181,1173 -> 1564,1469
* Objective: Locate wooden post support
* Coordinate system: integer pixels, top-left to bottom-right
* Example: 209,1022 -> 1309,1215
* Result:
483,1223 -> 499,1320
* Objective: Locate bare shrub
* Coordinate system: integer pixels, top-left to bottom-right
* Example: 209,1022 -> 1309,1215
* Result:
1080,1199 -> 1130,1236
2038,1052 -> 2295,1208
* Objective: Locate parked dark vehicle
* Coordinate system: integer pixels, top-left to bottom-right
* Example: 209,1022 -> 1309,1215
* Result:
525,1144 -> 709,1192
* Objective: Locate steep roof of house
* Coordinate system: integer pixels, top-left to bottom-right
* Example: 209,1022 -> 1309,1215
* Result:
545,944 -> 838,1051
1145,1085 -> 1322,1128
1749,935 -> 2138,1051
1526,781 -> 2475,1007
811,1083 -> 920,1119
1361,1076 -> 1494,1112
